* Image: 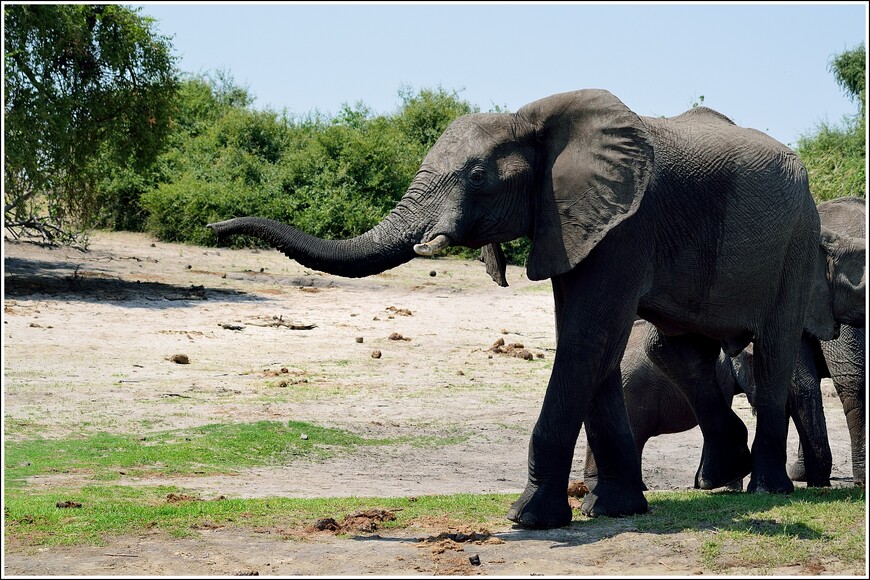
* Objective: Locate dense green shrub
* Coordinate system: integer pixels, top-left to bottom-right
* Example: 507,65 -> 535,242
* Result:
141,81 -> 517,256
141,80 -> 536,264
4,4 -> 178,242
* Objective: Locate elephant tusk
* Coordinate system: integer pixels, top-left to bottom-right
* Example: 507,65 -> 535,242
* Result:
413,234 -> 452,256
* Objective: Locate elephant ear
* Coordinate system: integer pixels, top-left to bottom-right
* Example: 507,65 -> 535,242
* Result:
479,243 -> 508,287
804,227 -> 866,340
517,89 -> 654,281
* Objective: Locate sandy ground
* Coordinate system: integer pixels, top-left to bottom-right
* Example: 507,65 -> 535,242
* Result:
2,231 -> 862,576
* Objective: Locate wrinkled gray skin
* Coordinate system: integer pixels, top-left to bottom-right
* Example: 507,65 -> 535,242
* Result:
581,319 -> 751,489
208,89 -> 855,529
584,198 -> 866,490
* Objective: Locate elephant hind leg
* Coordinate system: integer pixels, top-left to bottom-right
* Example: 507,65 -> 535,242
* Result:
746,328 -> 800,494
644,328 -> 752,490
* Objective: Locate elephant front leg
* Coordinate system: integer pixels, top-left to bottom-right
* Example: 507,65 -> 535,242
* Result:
786,338 -> 832,487
507,424 -> 576,529
507,338 -> 589,529
508,283 -> 646,527
580,369 -> 648,517
508,369 -> 647,527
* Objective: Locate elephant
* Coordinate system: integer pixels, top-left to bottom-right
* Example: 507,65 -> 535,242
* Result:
785,196 -> 865,487
580,319 -> 750,490
583,197 -> 866,490
207,89 -> 861,529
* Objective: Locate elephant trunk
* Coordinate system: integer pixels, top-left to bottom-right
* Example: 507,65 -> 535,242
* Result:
207,197 -> 429,278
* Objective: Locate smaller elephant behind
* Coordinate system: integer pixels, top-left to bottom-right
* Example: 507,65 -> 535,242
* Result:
733,326 -> 864,488
582,319 -> 751,489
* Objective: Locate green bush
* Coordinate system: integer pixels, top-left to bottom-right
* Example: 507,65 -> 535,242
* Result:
139,79 -> 536,263
797,118 -> 865,202
4,4 -> 178,243
796,44 -> 865,201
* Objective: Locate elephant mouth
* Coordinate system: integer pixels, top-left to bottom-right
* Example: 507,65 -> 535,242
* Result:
413,234 -> 452,256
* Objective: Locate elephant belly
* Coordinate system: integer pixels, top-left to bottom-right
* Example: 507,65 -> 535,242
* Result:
637,297 -> 755,355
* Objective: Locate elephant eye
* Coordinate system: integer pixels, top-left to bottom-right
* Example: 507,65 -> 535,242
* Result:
468,168 -> 487,186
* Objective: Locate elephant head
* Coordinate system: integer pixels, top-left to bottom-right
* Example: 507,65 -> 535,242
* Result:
207,90 -> 654,283
804,226 -> 866,340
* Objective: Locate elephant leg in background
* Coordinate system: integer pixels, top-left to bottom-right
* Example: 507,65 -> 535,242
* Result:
644,328 -> 752,489
581,400 -> 652,494
786,337 -> 833,486
581,426 -> 601,489
507,235 -> 648,527
821,324 -> 866,485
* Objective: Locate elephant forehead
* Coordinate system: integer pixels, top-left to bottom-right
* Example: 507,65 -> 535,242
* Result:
428,114 -> 516,167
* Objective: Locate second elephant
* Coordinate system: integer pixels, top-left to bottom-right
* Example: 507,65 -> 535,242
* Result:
786,197 -> 865,487
582,319 -> 750,489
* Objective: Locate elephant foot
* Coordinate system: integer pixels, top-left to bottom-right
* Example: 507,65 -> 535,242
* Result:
787,459 -> 808,482
805,478 -> 832,488
694,439 -> 752,490
851,461 -> 865,487
580,478 -> 648,518
724,478 -> 744,492
747,468 -> 795,494
788,457 -> 832,486
507,483 -> 572,529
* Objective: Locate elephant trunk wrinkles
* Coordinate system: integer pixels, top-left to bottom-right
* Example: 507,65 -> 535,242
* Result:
207,200 -> 426,278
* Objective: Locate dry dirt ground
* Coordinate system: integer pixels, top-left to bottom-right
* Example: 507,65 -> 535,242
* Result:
2,231 -> 862,576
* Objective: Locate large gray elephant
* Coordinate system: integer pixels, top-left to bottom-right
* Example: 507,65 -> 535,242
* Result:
208,89 -> 857,529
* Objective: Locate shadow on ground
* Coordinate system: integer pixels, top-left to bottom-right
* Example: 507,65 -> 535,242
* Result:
4,256 -> 256,307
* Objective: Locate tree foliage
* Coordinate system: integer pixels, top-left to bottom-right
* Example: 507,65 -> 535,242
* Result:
796,44 -> 866,201
4,4 -> 178,243
142,81 -> 479,247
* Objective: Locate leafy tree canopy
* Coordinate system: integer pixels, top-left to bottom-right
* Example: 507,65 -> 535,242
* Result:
4,3 -> 179,244
796,44 -> 866,201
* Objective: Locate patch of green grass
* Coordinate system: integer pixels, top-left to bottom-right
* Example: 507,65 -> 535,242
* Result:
4,416 -> 39,438
260,380 -> 362,403
3,484 -> 865,573
517,281 -> 552,294
700,540 -> 722,568
5,420 -> 470,487
4,486 -> 514,546
4,421 -> 400,483
638,488 -> 866,571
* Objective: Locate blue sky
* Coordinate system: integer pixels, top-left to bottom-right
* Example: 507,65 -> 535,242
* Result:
133,2 -> 867,148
